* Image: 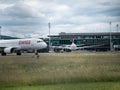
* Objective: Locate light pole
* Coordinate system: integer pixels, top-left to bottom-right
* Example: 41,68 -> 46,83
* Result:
109,22 -> 112,51
116,24 -> 118,32
0,26 -> 1,39
48,22 -> 51,52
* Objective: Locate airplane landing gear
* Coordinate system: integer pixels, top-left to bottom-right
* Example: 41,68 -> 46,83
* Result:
1,52 -> 6,56
34,50 -> 38,55
16,51 -> 21,55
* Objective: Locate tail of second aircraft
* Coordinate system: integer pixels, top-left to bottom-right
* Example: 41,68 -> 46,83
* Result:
72,34 -> 75,44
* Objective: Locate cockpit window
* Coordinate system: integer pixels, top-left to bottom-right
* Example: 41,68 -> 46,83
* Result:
37,41 -> 42,43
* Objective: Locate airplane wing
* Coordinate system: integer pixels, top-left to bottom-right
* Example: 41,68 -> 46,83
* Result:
76,44 -> 105,50
50,44 -> 105,52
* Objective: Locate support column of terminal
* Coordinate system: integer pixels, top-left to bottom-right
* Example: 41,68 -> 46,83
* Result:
0,26 -> 1,39
109,22 -> 112,51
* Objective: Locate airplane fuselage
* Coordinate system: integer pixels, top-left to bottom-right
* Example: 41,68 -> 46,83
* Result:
0,38 -> 47,55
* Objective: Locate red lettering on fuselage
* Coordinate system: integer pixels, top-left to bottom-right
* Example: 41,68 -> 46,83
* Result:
19,40 -> 31,45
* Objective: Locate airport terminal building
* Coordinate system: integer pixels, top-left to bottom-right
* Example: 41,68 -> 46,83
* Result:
45,32 -> 120,51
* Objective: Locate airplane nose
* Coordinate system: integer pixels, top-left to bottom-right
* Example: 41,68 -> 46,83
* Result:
43,42 -> 47,48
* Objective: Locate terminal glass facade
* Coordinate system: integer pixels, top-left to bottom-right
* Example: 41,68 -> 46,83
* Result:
44,32 -> 120,51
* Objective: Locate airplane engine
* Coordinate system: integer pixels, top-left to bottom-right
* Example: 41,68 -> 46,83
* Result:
4,47 -> 14,53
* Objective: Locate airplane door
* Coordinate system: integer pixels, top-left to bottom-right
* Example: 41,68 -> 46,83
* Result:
31,39 -> 38,49
30,40 -> 35,48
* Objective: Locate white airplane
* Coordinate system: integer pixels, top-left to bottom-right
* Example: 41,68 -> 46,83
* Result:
65,35 -> 77,50
51,35 -> 78,52
0,38 -> 47,55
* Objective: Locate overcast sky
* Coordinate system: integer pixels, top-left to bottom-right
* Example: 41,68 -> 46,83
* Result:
0,0 -> 120,38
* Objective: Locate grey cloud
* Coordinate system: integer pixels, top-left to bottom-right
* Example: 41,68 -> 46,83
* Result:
72,0 -> 120,18
4,3 -> 36,18
0,0 -> 19,4
1,2 -> 47,26
0,0 -> 120,38
0,1 -> 48,38
101,7 -> 120,16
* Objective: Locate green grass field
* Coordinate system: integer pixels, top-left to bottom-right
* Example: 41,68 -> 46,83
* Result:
0,52 -> 120,90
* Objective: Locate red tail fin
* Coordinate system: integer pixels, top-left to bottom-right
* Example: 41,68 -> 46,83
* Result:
72,34 -> 74,44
